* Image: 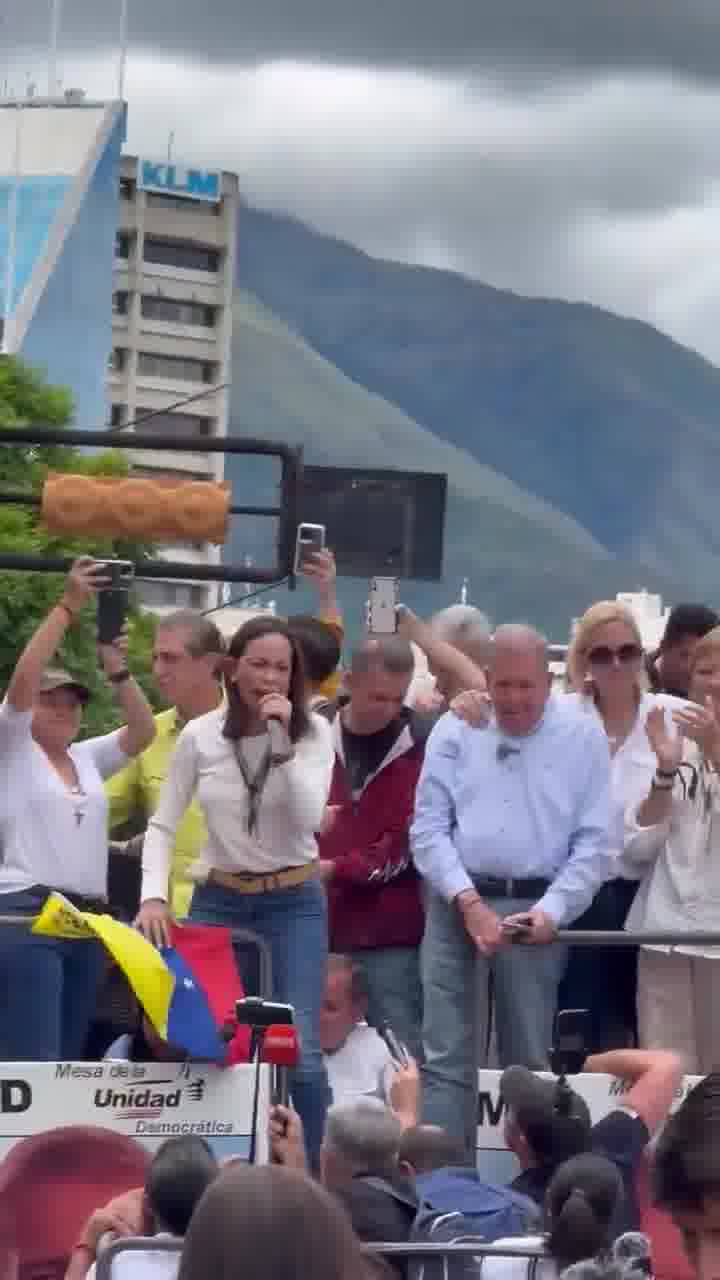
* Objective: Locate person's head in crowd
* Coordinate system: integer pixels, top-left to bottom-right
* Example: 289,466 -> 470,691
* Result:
654,1072 -> 720,1279
153,611 -> 226,715
545,1155 -> 623,1270
567,602 -> 645,707
223,615 -> 310,743
688,626 -> 720,716
486,625 -> 552,738
428,605 -> 492,700
145,1135 -> 219,1236
177,1163 -> 372,1280
288,615 -> 342,697
558,1233 -> 653,1280
655,604 -> 719,699
320,955 -> 369,1054
30,668 -> 91,756
501,1066 -> 592,1171
344,638 -> 415,735
321,1098 -> 402,1190
398,1125 -> 466,1177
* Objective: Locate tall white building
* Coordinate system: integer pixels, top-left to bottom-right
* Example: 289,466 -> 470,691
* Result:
107,153 -> 239,612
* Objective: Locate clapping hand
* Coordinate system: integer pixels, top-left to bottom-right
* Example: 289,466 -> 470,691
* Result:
673,697 -> 720,760
646,706 -> 683,772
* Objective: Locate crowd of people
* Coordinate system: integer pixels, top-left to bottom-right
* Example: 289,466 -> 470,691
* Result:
2,547 -> 720,1279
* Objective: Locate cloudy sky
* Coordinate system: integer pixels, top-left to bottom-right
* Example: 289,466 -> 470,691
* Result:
7,0 -> 720,363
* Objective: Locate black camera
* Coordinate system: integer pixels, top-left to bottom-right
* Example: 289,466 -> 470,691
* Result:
235,997 -> 294,1029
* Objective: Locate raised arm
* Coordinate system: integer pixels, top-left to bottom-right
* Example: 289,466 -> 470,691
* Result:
398,606 -> 487,696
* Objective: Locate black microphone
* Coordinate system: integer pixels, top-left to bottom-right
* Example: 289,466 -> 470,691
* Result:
268,717 -> 294,764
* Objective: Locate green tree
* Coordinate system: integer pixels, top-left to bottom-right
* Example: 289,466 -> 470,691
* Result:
0,356 -> 160,734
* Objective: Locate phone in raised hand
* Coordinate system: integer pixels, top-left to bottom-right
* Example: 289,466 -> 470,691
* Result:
367,577 -> 399,635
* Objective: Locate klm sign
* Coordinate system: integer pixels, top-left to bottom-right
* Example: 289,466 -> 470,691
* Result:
137,160 -> 221,203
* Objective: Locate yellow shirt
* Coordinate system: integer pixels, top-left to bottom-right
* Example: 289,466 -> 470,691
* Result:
316,615 -> 343,702
106,706 -> 211,918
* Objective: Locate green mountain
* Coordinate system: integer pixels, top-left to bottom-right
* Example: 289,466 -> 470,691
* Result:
226,291 -> 683,637
236,204 -> 720,605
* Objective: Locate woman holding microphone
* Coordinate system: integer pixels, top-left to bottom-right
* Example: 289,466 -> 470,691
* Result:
137,615 -> 335,1163
0,558 -> 156,1060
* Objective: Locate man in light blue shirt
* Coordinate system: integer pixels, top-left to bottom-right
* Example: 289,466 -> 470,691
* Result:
411,624 -> 611,1152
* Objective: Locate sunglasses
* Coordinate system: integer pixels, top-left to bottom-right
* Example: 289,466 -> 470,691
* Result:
587,643 -> 643,668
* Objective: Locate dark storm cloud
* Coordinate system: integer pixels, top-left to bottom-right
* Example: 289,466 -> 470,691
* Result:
7,0 -> 720,80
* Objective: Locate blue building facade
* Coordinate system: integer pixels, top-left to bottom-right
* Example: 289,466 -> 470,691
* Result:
0,100 -> 125,427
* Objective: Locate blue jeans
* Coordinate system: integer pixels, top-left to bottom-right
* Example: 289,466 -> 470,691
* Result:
421,889 -> 567,1155
0,888 -> 105,1061
189,877 -> 330,1167
350,946 -> 423,1061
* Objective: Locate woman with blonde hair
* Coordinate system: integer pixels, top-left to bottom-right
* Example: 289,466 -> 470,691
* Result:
624,626 -> 720,1071
559,600 -> 686,1051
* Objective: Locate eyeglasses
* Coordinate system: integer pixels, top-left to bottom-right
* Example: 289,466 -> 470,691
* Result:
587,643 -> 643,668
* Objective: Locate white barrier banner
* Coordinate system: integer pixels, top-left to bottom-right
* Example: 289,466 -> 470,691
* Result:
476,1069 -> 703,1152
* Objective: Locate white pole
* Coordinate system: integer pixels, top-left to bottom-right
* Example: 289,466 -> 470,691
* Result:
2,104 -> 22,354
48,0 -> 62,97
117,0 -> 129,100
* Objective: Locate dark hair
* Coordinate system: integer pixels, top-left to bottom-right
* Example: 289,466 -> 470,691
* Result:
546,1155 -> 622,1269
145,1135 -> 219,1236
398,1125 -> 466,1175
327,954 -> 369,1006
223,616 -> 310,743
661,604 -> 719,651
350,637 -> 414,677
654,1072 -> 720,1212
177,1164 -> 371,1280
157,611 -> 226,657
288,615 -> 341,687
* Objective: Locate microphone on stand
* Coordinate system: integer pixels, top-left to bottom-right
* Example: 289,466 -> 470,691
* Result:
262,1024 -> 301,1110
267,717 -> 294,765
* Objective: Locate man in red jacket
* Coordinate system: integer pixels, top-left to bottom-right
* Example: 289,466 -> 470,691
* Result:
318,637 -> 431,1059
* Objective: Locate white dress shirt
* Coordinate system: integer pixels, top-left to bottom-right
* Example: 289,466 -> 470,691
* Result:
141,707 -> 334,903
0,700 -> 128,898
564,691 -> 685,879
410,694 -> 611,925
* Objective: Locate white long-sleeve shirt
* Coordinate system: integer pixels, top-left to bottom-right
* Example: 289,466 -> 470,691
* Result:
141,707 -> 334,903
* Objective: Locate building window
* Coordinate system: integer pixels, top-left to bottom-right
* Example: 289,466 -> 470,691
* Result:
113,291 -> 130,316
109,348 -> 126,372
134,410 -> 214,438
109,404 -> 127,427
140,296 -> 216,327
137,352 -> 216,383
146,191 -> 220,215
119,177 -> 135,200
143,237 -> 220,274
115,232 -> 131,259
137,580 -> 208,609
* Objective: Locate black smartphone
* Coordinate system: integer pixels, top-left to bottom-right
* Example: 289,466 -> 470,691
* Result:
552,1008 -> 589,1076
377,1023 -> 409,1066
96,559 -> 133,645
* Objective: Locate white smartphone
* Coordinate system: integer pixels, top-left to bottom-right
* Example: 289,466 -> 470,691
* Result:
368,577 -> 398,635
294,522 -> 326,574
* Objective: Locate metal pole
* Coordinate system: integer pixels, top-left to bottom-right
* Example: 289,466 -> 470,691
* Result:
2,102 -> 21,353
552,930 -> 720,947
48,0 -> 62,96
117,0 -> 129,100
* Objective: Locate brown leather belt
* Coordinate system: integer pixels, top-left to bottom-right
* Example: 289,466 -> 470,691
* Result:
207,863 -> 317,895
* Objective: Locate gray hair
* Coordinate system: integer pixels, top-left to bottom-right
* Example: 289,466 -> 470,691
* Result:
490,623 -> 549,668
351,637 -> 414,677
324,1099 -> 402,1173
431,605 -> 492,664
156,611 -> 226,657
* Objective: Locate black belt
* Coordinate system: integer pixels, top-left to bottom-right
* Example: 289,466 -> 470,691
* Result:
473,876 -> 549,899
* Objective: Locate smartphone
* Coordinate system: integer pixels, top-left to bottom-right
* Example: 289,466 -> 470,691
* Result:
502,920 -> 530,940
553,1008 -> 589,1075
96,559 -> 134,645
294,522 -> 326,574
377,1023 -> 409,1067
367,577 -> 398,635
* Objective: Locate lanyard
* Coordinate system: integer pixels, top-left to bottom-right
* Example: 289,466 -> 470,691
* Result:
232,740 -> 274,837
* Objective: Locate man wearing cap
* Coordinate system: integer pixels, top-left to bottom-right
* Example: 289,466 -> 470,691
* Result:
502,1047 -> 684,1234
